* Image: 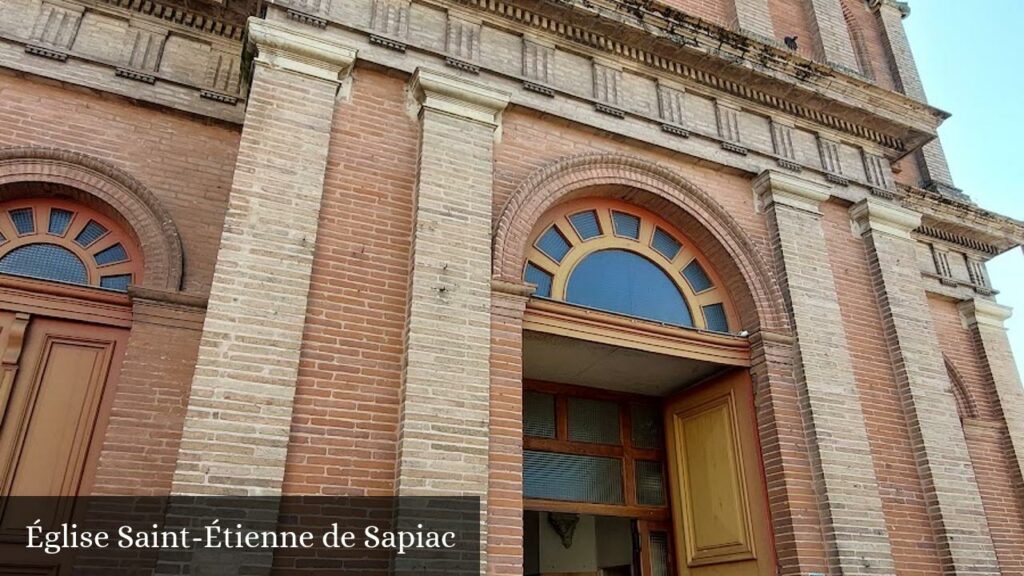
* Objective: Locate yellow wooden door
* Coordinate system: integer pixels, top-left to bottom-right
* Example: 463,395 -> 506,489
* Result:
663,370 -> 773,576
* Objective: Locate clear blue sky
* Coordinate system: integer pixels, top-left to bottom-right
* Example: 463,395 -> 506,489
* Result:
903,1 -> 1023,378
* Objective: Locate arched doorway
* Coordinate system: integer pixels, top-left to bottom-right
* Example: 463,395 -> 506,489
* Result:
0,196 -> 143,499
517,198 -> 774,576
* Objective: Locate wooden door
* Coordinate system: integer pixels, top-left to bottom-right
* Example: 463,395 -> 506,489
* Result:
663,370 -> 773,576
0,311 -> 127,574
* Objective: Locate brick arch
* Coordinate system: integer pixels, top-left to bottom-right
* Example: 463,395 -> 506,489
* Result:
493,153 -> 788,332
0,146 -> 183,291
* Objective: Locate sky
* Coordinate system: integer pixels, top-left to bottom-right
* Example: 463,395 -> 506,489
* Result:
902,1 -> 1023,378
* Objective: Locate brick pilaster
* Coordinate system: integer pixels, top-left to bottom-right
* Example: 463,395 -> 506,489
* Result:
754,171 -> 896,576
487,281 -> 530,576
958,299 -> 1024,491
871,0 -> 960,197
396,67 -> 509,499
804,0 -> 860,72
727,0 -> 774,42
851,198 -> 999,574
170,18 -> 357,496
749,330 -> 829,575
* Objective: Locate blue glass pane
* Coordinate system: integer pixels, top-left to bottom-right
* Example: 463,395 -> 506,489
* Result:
94,243 -> 128,265
651,228 -> 681,260
524,262 -> 553,298
75,220 -> 108,247
566,249 -> 693,327
536,226 -> 571,263
523,450 -> 623,504
568,211 -> 602,240
0,243 -> 88,285
611,211 -> 640,239
0,231 -> 6,244
48,208 -> 73,236
702,303 -> 729,332
9,208 -> 35,235
682,259 -> 713,292
100,274 -> 132,291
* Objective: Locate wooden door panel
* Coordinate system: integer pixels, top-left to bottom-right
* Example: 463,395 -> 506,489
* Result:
0,317 -> 125,501
664,370 -> 773,576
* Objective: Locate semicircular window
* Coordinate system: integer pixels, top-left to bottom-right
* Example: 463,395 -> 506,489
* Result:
0,244 -> 89,285
523,200 -> 736,333
0,199 -> 143,292
567,249 -> 693,327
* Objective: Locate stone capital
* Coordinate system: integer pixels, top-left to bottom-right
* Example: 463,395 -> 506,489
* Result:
753,170 -> 831,214
959,299 -> 1013,330
870,0 -> 911,18
849,197 -> 922,239
410,68 -> 510,127
247,18 -> 358,83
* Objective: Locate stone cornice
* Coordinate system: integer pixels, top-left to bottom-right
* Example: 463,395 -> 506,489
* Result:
93,0 -> 253,41
448,0 -> 945,158
753,170 -> 831,214
410,67 -> 511,126
900,184 -> 1024,256
248,17 -> 358,82
850,197 -> 922,239
958,299 -> 1013,330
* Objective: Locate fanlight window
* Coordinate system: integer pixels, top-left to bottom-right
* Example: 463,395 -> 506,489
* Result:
523,200 -> 736,332
0,199 -> 142,292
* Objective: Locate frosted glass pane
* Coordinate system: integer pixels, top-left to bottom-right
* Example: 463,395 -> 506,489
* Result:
94,243 -> 128,265
524,262 -> 553,298
10,208 -> 34,235
524,391 -> 555,438
48,208 -> 73,236
100,274 -> 132,291
566,249 -> 694,327
651,228 -> 681,260
702,303 -> 729,333
523,451 -> 623,504
631,404 -> 663,450
568,210 -> 601,240
0,244 -> 88,285
635,460 -> 666,506
682,259 -> 713,292
650,532 -> 670,576
536,226 -> 571,262
75,220 -> 108,247
568,397 -> 620,444
611,211 -> 640,239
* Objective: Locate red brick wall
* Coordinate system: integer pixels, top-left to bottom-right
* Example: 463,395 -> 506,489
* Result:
0,71 -> 239,496
964,423 -> 1024,575
929,296 -> 999,420
929,295 -> 1024,573
0,70 -> 239,295
664,0 -> 729,26
768,0 -> 816,59
840,0 -> 896,90
822,201 -> 941,575
91,300 -> 206,495
283,68 -> 417,495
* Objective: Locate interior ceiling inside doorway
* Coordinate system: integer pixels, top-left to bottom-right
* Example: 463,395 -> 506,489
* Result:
523,331 -> 727,396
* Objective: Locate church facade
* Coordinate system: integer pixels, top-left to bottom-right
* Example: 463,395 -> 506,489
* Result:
0,0 -> 1022,573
